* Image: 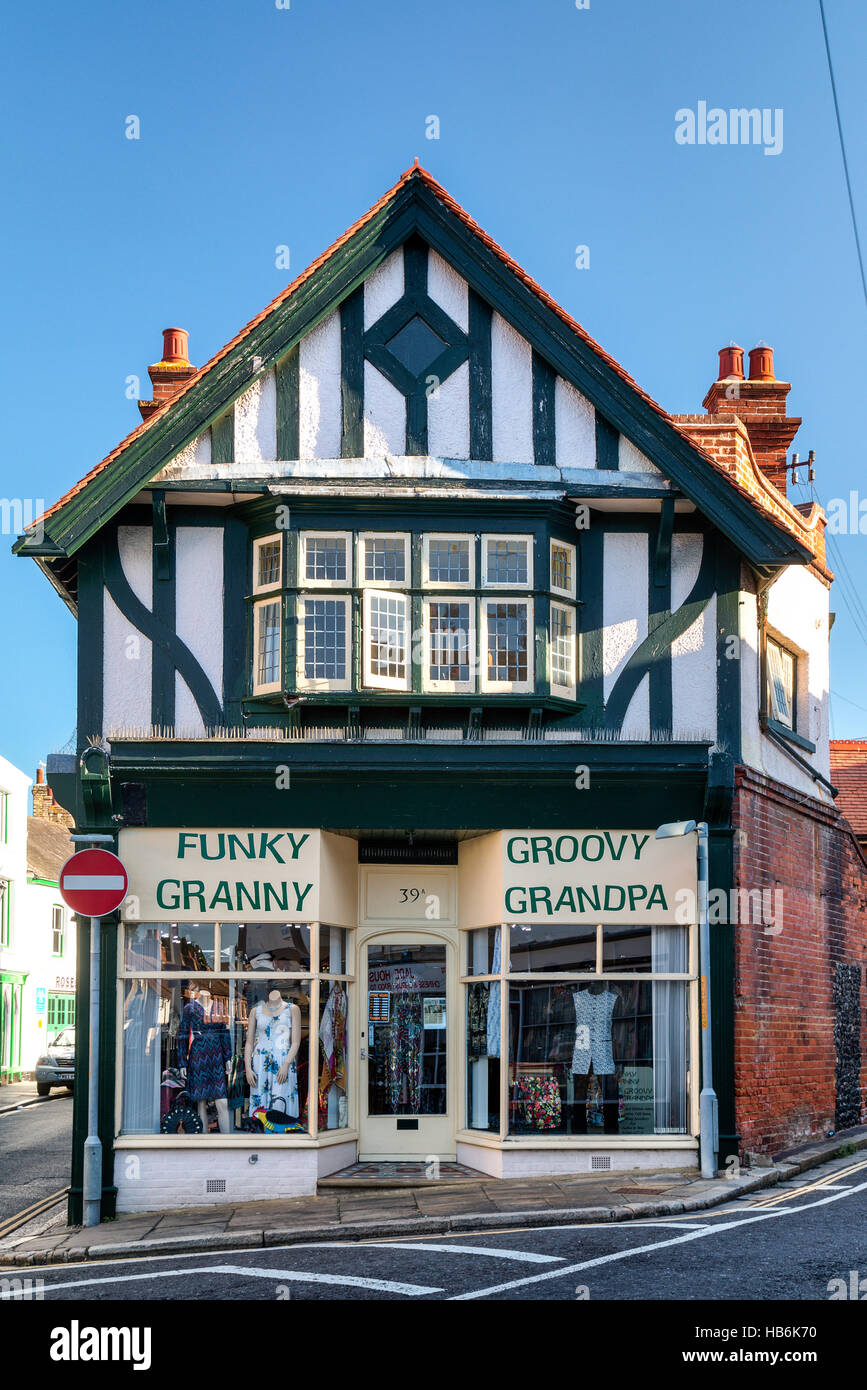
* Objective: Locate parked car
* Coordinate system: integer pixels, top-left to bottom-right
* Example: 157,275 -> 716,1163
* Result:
35,1027 -> 75,1095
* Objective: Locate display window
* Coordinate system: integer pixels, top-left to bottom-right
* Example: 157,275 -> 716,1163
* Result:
461,921 -> 694,1141
119,924 -> 351,1139
366,943 -> 447,1117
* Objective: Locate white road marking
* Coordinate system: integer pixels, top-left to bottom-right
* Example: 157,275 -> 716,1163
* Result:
38,1263 -> 440,1297
62,875 -> 125,890
450,1176 -> 867,1300
369,1241 -> 564,1263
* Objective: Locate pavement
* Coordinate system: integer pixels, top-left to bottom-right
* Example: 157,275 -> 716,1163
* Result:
2,1124 -> 865,1268
0,1082 -> 71,1114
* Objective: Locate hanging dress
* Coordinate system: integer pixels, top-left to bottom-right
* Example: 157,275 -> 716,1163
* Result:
388,989 -> 422,1113
249,1001 -> 299,1118
318,983 -> 347,1126
177,999 -> 232,1102
571,987 -> 617,1076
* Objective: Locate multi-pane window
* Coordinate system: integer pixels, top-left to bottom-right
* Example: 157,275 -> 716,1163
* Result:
550,539 -> 576,599
47,995 -> 75,1036
253,534 -> 282,593
360,533 -> 408,586
0,790 -> 8,843
300,532 -> 350,586
364,591 -> 410,690
482,600 -> 532,692
424,535 -> 473,587
298,597 -> 351,690
0,879 -> 11,948
253,600 -> 282,694
550,602 -> 577,699
425,600 -> 474,691
52,905 -> 64,956
767,636 -> 796,730
482,534 -> 532,588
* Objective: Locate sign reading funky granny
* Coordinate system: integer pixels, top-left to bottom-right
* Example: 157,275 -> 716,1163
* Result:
501,830 -> 697,925
118,828 -> 323,922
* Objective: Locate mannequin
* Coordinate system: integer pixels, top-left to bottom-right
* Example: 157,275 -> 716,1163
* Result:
245,988 -> 302,1120
178,986 -> 233,1134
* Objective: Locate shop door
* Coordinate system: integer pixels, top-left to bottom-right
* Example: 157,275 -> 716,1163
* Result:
359,932 -> 456,1160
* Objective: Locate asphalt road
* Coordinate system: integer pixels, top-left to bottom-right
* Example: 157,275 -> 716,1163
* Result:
0,1092 -> 72,1224
12,1151 -> 867,1304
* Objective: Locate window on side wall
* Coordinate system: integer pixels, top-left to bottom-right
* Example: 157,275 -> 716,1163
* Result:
52,905 -> 64,956
766,635 -> 796,731
0,879 -> 11,947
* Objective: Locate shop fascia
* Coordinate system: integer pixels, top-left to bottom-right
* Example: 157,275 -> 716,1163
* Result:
117,828 -> 698,927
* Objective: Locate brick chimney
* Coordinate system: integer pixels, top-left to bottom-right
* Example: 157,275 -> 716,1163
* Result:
137,328 -> 197,422
32,764 -> 75,829
701,342 -> 801,495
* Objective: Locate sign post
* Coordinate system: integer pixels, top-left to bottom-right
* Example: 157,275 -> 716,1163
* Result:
60,848 -> 128,1228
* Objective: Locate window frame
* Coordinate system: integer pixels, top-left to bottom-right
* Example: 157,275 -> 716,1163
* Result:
549,600 -> 577,700
297,530 -> 353,589
422,596 -> 477,694
765,633 -> 798,733
357,531 -> 411,590
296,593 -> 352,692
0,878 -> 11,948
51,904 -> 64,957
480,596 -> 534,694
481,532 -> 534,590
549,538 -> 577,600
422,533 -> 475,590
363,588 -> 412,691
252,533 -> 283,595
252,596 -> 283,695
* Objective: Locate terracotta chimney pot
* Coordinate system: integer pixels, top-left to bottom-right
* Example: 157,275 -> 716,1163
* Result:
717,343 -> 744,380
161,328 -> 190,365
748,343 -> 775,381
35,764 -> 44,784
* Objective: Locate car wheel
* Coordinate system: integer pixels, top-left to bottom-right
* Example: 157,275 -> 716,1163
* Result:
36,1083 -> 51,1097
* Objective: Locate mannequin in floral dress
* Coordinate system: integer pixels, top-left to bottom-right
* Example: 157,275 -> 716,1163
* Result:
245,988 -> 301,1119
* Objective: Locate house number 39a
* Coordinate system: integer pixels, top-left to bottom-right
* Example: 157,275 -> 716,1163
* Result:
399,888 -> 426,903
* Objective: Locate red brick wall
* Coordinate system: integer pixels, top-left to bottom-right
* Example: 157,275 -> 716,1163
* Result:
732,765 -> 867,1156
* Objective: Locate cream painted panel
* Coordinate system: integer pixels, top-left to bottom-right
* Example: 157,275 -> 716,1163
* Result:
491,313 -> 533,464
670,535 -> 716,739
175,526 -> 224,733
299,311 -> 341,459
364,361 -> 405,455
160,428 -> 211,480
104,525 -> 153,732
428,360 -> 470,458
428,249 -> 468,331
364,249 -> 404,329
234,371 -> 277,463
603,531 -> 649,700
555,376 -> 595,469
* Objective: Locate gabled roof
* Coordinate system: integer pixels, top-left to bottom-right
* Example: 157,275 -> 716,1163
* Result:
15,163 -> 821,597
27,816 -> 73,882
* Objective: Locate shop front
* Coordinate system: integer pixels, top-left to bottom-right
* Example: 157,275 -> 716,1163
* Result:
110,824 -> 699,1210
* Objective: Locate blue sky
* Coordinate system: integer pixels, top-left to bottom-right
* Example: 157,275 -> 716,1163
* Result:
2,0 -> 865,781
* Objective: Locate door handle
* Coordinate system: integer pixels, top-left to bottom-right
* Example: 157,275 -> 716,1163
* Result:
360,1047 -> 367,1060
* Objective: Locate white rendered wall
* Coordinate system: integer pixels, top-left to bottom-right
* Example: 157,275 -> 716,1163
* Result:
740,565 -> 832,797
364,249 -> 403,329
603,531 -> 650,737
427,250 -> 468,331
234,371 -> 277,464
19,879 -> 76,1071
363,362 -> 405,456
299,311 -> 341,459
671,535 -> 716,740
491,313 -> 534,465
104,526 -> 152,733
158,427 -> 211,481
456,1142 -> 696,1179
555,377 -> 596,469
620,437 -> 663,476
428,360 -> 470,458
114,1147 -> 321,1210
174,527 -> 225,733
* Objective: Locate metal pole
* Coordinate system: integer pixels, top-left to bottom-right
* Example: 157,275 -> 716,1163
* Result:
82,915 -> 102,1227
697,822 -> 718,1179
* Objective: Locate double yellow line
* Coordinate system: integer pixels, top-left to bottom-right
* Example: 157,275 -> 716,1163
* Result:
748,1156 -> 867,1209
0,1188 -> 68,1242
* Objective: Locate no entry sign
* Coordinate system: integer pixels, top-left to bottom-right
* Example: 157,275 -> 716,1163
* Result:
59,848 -> 128,918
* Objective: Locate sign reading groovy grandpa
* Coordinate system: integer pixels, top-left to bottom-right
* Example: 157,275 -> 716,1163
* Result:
118,828 -> 323,923
502,829 -> 697,925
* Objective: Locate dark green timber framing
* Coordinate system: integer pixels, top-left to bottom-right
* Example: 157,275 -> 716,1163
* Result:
76,540 -> 104,747
275,347 -> 300,459
705,751 -> 738,1165
532,352 -> 556,469
468,289 -> 492,460
340,287 -> 364,456
151,504 -> 175,728
15,171 -> 813,589
648,498 -> 674,738
222,517 -> 249,728
595,414 -> 619,471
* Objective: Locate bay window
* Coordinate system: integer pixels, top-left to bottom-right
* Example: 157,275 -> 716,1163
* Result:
252,599 -> 282,694
364,589 -> 410,690
297,595 -> 351,691
481,599 -> 533,693
550,601 -> 577,700
299,531 -> 350,587
482,533 -> 533,588
424,598 -> 474,692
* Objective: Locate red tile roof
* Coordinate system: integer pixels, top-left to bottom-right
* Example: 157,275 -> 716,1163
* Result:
28,163 -> 827,571
830,740 -> 867,837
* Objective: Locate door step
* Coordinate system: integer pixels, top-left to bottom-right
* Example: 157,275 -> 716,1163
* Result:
318,1161 -> 488,1189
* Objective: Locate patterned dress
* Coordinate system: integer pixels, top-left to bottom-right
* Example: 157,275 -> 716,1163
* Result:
249,1001 -> 299,1118
177,1000 -> 232,1102
388,990 -> 422,1113
571,987 -> 617,1076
